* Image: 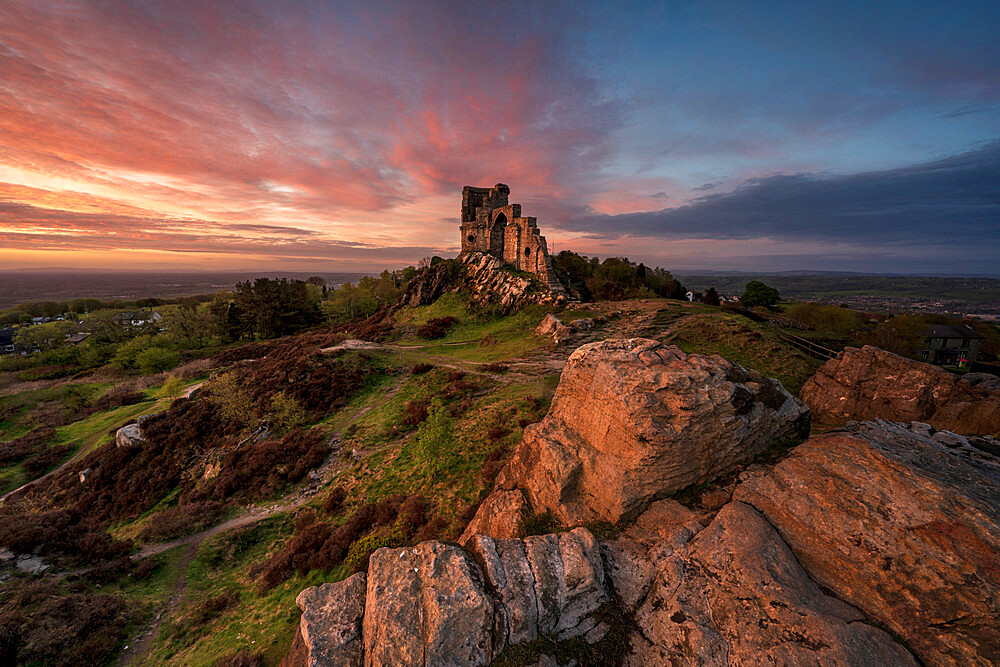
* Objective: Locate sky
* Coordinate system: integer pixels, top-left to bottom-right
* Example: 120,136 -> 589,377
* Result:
1,0 -> 998,274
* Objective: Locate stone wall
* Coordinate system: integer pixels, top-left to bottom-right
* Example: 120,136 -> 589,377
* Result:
460,183 -> 565,293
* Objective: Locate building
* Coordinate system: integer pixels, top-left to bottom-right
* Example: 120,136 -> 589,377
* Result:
459,183 -> 565,293
921,325 -> 984,366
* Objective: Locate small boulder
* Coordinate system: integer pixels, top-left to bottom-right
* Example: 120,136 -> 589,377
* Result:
534,313 -> 563,337
115,422 -> 144,448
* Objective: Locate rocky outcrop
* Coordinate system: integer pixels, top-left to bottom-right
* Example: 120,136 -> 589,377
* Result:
628,502 -> 917,666
399,252 -> 567,315
458,488 -> 530,546
292,531 -> 610,666
115,422 -> 144,448
734,420 -> 1000,665
801,345 -> 1000,436
485,339 -> 809,525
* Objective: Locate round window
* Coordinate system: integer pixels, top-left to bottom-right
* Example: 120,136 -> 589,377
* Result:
524,247 -> 531,256
467,234 -> 476,244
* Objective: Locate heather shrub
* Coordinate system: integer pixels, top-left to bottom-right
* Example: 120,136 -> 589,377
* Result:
416,316 -> 459,339
323,487 -> 347,515
401,398 -> 429,426
21,444 -> 73,477
411,363 -> 434,374
139,501 -> 228,541
481,362 -> 508,373
0,427 -> 54,465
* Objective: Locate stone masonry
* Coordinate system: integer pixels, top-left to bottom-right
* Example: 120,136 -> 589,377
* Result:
460,183 -> 565,293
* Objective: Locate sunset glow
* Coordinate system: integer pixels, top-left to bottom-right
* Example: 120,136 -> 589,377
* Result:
2,1 -> 998,273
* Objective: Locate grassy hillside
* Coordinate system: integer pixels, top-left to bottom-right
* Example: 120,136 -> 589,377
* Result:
0,292 -> 826,665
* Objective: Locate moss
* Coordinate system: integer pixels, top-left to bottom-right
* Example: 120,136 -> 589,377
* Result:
493,601 -> 634,667
517,511 -> 562,537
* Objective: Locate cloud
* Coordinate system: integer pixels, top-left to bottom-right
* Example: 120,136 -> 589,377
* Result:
563,142 -> 1000,246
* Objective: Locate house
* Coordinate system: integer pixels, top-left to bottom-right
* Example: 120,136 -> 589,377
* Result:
921,325 -> 984,366
66,332 -> 90,345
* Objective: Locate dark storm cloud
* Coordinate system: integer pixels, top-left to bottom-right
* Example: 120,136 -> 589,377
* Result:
567,142 -> 1000,245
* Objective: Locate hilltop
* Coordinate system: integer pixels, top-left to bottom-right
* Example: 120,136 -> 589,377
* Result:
0,253 -> 997,666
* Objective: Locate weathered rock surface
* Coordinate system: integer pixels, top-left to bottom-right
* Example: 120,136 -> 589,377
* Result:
801,345 -> 1000,436
364,541 -> 498,666
296,573 -> 366,666
628,502 -> 917,666
400,252 -> 567,315
459,488 -> 530,546
293,530 -> 611,666
601,499 -> 706,611
474,528 -> 610,645
115,422 -> 144,448
734,420 -> 1000,665
490,339 -> 809,524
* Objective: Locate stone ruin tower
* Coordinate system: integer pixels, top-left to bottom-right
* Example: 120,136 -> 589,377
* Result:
459,183 -> 564,292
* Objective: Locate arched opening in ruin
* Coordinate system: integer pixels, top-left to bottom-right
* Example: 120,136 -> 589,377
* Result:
524,247 -> 531,257
490,212 -> 507,257
467,234 -> 476,244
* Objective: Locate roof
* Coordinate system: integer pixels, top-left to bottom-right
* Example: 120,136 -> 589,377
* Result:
923,325 -> 985,339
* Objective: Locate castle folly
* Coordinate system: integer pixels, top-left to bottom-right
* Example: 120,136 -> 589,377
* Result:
459,183 -> 564,292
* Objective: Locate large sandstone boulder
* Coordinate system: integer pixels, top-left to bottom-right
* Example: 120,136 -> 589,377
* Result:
800,345 -> 1000,436
734,420 -> 1000,665
473,528 -> 610,646
628,502 -> 917,666
491,339 -> 810,525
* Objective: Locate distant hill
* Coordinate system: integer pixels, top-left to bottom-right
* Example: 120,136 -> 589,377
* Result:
0,270 -> 370,310
676,274 -> 1000,316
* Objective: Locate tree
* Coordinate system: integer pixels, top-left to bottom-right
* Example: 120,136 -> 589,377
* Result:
136,347 -> 179,374
13,321 -> 76,351
230,278 -> 323,339
857,315 -> 926,358
159,374 -> 186,399
740,281 -> 781,308
703,287 -> 721,306
205,372 -> 255,426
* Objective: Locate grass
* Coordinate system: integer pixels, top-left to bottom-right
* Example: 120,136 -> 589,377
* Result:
672,312 -> 821,395
392,293 -> 590,363
0,393 -> 168,495
343,372 -> 558,528
146,514 -> 345,666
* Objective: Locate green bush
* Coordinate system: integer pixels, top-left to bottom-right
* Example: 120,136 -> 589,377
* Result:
135,346 -> 180,374
414,398 -> 455,469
